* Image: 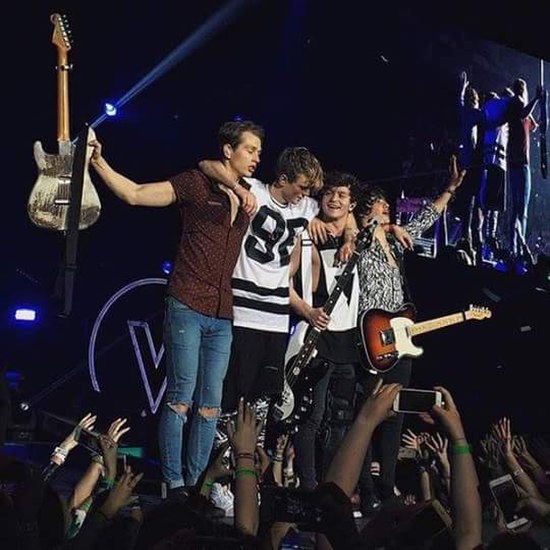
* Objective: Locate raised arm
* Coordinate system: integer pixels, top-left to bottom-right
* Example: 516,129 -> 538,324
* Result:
325,381 -> 401,497
422,386 -> 482,550
89,137 -> 176,207
432,155 -> 466,214
458,71 -> 469,106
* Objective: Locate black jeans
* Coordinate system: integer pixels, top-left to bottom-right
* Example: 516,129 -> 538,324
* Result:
293,360 -> 356,490
358,358 -> 412,501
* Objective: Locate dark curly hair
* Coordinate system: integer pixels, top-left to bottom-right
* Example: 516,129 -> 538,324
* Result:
355,185 -> 388,218
319,171 -> 361,204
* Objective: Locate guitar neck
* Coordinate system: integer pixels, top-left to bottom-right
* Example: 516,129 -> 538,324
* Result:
56,49 -> 70,143
408,312 -> 467,337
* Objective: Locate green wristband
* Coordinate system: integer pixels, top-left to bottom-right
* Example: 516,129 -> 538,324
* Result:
453,443 -> 472,455
235,467 -> 257,478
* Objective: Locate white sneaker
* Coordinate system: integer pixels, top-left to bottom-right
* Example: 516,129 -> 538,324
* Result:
210,482 -> 234,517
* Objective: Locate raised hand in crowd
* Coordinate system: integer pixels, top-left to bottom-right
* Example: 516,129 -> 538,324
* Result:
99,417 -> 130,483
58,413 -> 97,459
100,466 -> 143,520
425,432 -> 451,492
419,386 -> 482,550
492,417 -> 543,501
326,380 -> 401,498
226,398 -> 264,536
479,433 -> 505,479
42,413 -> 98,482
272,434 -> 288,487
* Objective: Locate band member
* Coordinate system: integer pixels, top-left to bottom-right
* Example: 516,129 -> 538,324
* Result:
355,156 -> 465,511
89,120 -> 263,498
288,171 -> 362,490
200,148 -> 323,412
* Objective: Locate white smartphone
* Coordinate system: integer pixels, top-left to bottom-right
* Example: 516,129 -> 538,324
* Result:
392,388 -> 443,413
489,474 -> 529,530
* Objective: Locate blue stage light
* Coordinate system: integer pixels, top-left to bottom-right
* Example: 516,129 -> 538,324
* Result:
104,102 -> 118,117
161,261 -> 173,275
14,308 -> 37,322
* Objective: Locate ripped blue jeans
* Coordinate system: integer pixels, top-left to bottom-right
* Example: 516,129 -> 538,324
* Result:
158,296 -> 232,488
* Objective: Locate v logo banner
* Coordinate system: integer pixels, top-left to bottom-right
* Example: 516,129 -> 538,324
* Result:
127,320 -> 167,414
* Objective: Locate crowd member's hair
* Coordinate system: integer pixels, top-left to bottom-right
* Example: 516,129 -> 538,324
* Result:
275,147 -> 324,194
319,171 -> 361,204
355,184 -> 388,218
218,120 -> 265,154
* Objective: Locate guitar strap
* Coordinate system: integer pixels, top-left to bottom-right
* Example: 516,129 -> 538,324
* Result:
397,241 -> 414,305
55,124 -> 89,317
300,230 -> 314,307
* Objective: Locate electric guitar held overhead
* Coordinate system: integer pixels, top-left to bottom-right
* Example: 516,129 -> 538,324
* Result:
357,304 -> 492,373
270,221 -> 378,432
27,13 -> 101,231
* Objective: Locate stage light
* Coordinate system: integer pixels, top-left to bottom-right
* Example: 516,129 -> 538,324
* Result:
161,261 -> 173,275
14,308 -> 37,322
19,401 -> 30,412
104,102 -> 118,117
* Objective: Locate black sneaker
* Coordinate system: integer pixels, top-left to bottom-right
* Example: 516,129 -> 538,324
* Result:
167,486 -> 191,503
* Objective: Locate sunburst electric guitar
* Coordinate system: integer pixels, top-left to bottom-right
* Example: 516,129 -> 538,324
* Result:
28,13 -> 101,231
357,304 -> 492,373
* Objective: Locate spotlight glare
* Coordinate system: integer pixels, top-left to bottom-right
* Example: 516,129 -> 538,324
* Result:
104,102 -> 118,117
162,261 -> 173,275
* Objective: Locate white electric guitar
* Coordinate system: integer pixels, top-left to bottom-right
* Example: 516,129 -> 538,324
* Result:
28,13 -> 101,231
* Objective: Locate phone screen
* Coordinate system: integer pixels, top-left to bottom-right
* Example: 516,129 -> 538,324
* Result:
394,389 -> 439,413
490,478 -> 523,526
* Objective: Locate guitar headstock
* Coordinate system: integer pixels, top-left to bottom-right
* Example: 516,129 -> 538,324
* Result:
465,305 -> 492,321
50,13 -> 72,53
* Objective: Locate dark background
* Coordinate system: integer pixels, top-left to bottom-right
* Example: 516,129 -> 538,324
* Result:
2,1 -> 549,448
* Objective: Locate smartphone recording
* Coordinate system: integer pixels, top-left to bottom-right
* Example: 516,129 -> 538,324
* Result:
392,389 -> 443,413
489,474 -> 528,529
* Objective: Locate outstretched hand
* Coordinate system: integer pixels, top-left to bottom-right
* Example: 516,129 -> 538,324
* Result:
448,155 -> 466,192
226,398 -> 263,455
60,413 -> 97,453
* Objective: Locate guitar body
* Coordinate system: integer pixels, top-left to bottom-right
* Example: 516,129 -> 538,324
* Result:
270,321 -> 313,424
28,139 -> 101,231
357,303 -> 421,373
271,360 -> 329,435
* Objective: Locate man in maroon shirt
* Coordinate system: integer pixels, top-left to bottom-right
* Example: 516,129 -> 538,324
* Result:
89,120 -> 264,497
